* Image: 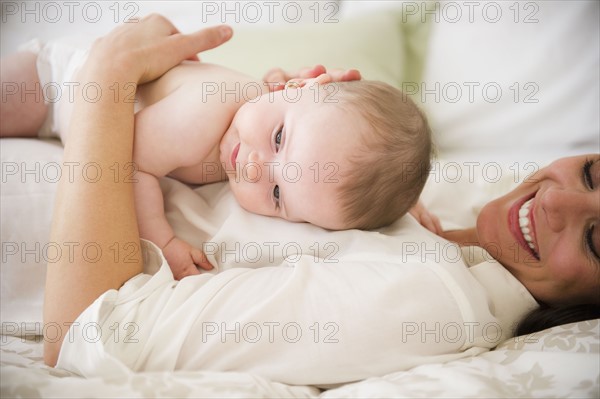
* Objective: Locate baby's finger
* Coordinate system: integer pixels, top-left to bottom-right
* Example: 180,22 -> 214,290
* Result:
175,263 -> 201,280
191,249 -> 214,271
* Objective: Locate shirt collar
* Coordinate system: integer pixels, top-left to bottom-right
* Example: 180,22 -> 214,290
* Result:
463,246 -> 539,341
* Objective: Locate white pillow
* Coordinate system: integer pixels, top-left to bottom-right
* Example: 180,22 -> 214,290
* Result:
420,0 -> 599,165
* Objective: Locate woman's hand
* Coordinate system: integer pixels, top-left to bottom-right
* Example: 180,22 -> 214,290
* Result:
263,64 -> 361,92
439,228 -> 479,246
84,14 -> 233,84
409,201 -> 443,235
410,202 -> 480,245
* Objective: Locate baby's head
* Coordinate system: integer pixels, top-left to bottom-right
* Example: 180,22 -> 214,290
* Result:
220,80 -> 432,230
334,80 -> 432,229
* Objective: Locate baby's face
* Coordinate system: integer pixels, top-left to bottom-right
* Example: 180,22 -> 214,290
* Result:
219,86 -> 366,230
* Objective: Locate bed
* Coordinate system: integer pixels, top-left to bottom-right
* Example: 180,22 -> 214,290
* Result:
1,1 -> 599,397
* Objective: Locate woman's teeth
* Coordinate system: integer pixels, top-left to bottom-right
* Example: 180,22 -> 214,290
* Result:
518,199 -> 538,254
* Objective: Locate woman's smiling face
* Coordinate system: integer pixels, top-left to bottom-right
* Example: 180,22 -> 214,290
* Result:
476,154 -> 600,305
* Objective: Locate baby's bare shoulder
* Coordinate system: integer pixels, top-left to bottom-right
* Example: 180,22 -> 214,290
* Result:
133,63 -> 262,177
137,62 -> 261,106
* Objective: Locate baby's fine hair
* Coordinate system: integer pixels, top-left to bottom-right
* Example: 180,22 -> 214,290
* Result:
334,80 -> 433,230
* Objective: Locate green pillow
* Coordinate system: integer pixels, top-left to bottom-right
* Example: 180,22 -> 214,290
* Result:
400,5 -> 434,85
201,10 -> 406,89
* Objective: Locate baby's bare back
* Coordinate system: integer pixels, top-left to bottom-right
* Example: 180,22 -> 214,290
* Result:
132,62 -> 263,183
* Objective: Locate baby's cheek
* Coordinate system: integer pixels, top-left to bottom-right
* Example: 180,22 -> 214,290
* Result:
231,185 -> 245,201
229,183 -> 259,214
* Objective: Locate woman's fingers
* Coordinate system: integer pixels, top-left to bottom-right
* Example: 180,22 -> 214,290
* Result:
431,214 -> 443,235
262,67 -> 286,91
297,65 -> 327,79
263,65 -> 361,92
409,201 -> 444,235
147,24 -> 231,82
173,24 -> 231,65
89,15 -> 233,84
184,25 -> 233,56
341,69 -> 361,81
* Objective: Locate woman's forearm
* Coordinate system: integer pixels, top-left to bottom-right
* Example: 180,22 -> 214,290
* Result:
42,16 -> 233,366
44,63 -> 143,366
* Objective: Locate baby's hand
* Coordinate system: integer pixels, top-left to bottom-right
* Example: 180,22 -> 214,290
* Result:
409,201 -> 443,235
162,237 -> 213,280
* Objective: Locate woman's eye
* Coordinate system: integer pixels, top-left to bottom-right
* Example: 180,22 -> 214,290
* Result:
274,128 -> 283,151
273,185 -> 280,206
583,159 -> 594,190
586,225 -> 600,261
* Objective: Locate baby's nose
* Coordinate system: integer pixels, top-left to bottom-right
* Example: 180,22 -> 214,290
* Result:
248,151 -> 260,164
246,151 -> 261,181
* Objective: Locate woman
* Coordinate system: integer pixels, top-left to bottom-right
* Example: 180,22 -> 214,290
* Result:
443,156 -> 600,306
43,16 -> 599,385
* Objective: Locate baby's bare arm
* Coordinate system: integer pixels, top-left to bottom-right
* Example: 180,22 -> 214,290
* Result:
133,171 -> 174,248
134,171 -> 212,278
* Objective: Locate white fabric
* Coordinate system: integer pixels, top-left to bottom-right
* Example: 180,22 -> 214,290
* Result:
56,217 -> 537,386
0,139 -> 62,333
4,319 -> 599,397
20,38 -> 90,139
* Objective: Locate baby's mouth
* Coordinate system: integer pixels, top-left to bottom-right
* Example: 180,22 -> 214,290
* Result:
231,143 -> 240,171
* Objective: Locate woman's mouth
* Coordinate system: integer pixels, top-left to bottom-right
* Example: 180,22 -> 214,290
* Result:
509,195 -> 540,260
230,143 -> 240,171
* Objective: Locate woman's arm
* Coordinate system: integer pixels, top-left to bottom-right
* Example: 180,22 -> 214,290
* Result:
43,15 -> 232,366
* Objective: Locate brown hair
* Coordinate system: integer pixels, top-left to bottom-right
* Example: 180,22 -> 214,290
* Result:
332,80 -> 433,230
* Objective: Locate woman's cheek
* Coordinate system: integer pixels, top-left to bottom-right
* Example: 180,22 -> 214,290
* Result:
543,244 -> 584,288
476,199 -> 503,246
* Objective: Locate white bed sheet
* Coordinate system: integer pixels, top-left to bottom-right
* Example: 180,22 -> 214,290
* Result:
2,319 -> 598,398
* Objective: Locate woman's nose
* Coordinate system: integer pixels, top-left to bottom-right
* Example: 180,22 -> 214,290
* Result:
539,187 -> 599,231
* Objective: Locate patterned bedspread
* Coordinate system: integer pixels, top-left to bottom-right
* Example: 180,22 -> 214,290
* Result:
2,320 -> 598,398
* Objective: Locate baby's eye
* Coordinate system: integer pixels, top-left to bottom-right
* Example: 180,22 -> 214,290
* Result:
273,185 -> 280,207
274,127 -> 283,152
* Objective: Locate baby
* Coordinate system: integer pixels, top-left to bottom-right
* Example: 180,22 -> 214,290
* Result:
1,40 -> 432,279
